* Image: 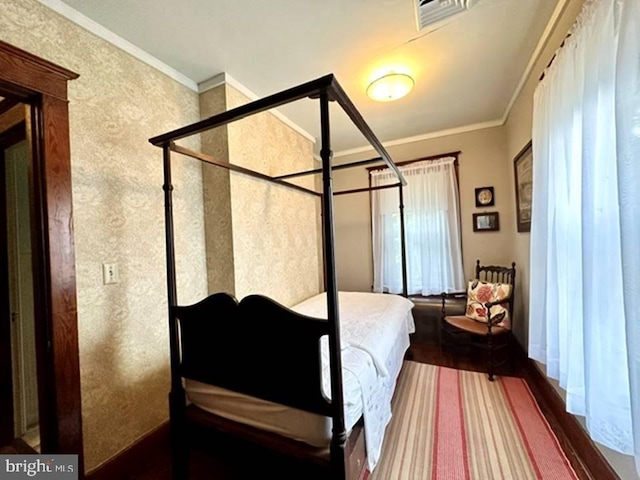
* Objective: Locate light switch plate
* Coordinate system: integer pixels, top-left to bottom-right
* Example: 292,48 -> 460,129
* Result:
102,263 -> 119,284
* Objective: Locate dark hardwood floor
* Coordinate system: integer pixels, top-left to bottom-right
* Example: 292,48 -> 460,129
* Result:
0,438 -> 37,455
104,332 -> 596,480
408,341 -> 524,376
131,440 -> 329,480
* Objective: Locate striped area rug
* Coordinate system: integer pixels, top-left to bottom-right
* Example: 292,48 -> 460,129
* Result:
371,362 -> 578,480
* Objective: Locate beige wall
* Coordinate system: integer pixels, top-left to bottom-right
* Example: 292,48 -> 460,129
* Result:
504,1 -> 638,477
1,0 -> 208,471
199,87 -> 235,294
333,126 -> 517,325
225,86 -> 322,306
198,84 -> 321,306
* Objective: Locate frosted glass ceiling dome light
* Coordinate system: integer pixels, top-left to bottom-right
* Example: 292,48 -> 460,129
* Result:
367,73 -> 414,102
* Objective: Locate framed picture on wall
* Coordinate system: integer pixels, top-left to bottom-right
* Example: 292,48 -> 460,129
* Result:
474,186 -> 495,207
473,212 -> 500,232
514,141 -> 533,232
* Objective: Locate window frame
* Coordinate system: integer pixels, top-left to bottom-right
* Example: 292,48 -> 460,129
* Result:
367,151 -> 463,295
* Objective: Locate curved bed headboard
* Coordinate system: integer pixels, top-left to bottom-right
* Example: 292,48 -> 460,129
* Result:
173,292 -> 332,417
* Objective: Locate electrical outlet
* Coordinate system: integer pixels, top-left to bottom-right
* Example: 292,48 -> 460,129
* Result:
102,263 -> 119,285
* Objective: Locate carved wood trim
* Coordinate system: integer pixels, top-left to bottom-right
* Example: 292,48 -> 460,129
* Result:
0,41 -> 78,102
40,95 -> 82,456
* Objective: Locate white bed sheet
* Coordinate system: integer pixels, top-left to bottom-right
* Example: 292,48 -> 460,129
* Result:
184,291 -> 415,470
293,291 -> 415,378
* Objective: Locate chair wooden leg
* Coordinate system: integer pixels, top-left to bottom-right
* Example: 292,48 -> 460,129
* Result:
487,331 -> 494,381
508,333 -> 514,375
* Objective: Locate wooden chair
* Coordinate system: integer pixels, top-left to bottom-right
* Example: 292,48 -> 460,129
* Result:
440,260 -> 516,381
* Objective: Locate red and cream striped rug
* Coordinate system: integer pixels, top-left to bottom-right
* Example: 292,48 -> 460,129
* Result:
371,362 -> 578,480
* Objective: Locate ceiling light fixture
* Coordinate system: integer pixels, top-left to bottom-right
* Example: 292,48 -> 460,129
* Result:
366,73 -> 415,102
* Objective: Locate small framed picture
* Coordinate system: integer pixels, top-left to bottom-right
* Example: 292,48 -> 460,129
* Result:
475,186 -> 495,207
473,212 -> 500,232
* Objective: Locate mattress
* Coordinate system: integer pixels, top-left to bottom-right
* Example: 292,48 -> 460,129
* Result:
184,291 -> 415,467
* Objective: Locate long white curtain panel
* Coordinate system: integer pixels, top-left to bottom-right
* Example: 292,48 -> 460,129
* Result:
530,0 -> 639,472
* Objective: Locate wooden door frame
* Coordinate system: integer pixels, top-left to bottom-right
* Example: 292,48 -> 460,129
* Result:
0,40 -> 83,470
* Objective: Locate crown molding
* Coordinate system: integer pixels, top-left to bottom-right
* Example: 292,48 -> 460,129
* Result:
38,0 -> 568,156
38,0 -> 316,144
199,73 -> 316,144
335,0 -> 570,158
37,0 -> 198,91
332,119 -> 503,158
197,73 -> 227,94
501,0 -> 570,124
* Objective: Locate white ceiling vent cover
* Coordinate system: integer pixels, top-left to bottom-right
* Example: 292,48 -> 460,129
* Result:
415,0 -> 480,30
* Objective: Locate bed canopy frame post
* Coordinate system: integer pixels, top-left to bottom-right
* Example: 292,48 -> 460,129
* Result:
320,195 -> 327,292
399,184 -> 408,297
162,144 -> 188,480
319,92 -> 347,480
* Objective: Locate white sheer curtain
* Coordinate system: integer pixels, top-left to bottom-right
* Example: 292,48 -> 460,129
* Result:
617,0 -> 640,472
371,157 -> 464,296
530,0 -> 639,469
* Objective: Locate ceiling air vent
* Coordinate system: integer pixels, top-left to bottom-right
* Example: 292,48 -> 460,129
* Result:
415,0 -> 479,30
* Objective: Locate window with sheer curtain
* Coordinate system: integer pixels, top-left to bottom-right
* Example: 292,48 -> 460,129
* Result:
370,157 -> 464,296
529,0 -> 639,473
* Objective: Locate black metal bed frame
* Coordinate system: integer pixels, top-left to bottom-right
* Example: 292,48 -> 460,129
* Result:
149,74 -> 407,479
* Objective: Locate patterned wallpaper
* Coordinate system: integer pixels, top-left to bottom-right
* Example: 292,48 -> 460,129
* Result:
1,0 -> 208,471
225,86 -> 322,307
2,0 -> 322,470
199,87 -> 235,295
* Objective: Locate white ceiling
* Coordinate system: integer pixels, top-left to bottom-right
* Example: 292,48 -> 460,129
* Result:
54,0 -> 559,153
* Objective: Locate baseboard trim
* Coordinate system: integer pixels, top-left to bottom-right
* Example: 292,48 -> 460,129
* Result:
514,343 -> 620,480
86,421 -> 170,480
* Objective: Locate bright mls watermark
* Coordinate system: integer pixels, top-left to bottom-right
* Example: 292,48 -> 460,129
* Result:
1,455 -> 77,479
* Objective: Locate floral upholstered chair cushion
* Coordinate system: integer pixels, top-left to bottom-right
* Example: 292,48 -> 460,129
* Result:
465,280 -> 512,329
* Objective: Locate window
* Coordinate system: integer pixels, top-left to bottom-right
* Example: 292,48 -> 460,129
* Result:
370,156 -> 464,296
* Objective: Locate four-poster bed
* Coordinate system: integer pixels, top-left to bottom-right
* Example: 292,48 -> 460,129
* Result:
149,74 -> 410,480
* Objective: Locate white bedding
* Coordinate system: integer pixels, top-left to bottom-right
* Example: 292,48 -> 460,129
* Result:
184,291 -> 415,470
293,291 -> 415,378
